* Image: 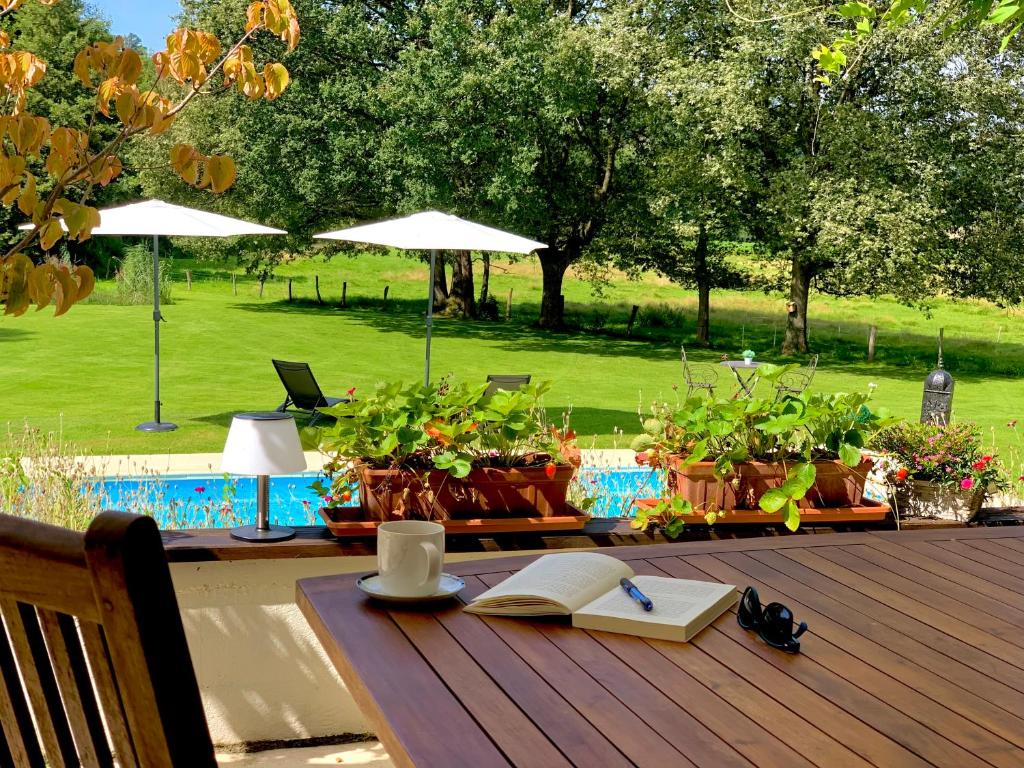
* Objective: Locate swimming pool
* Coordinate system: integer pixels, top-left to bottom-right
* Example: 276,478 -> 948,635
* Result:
92,467 -> 665,529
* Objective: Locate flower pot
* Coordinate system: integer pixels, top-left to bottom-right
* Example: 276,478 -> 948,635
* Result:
459,464 -> 574,517
357,462 -> 574,521
357,467 -> 459,521
668,456 -> 873,511
893,479 -> 984,522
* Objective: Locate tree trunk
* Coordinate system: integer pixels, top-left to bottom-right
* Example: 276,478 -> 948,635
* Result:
479,252 -> 490,304
694,223 -> 711,347
448,249 -> 476,318
538,250 -> 571,329
782,255 -> 812,355
432,252 -> 448,311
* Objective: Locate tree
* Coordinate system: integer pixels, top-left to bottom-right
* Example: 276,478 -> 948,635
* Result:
377,0 -> 663,328
0,0 -> 300,317
677,2 -> 1024,353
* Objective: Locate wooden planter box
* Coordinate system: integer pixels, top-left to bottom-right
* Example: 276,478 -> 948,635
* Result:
356,463 -> 576,522
893,480 -> 985,522
634,497 -> 890,525
668,456 -> 874,511
319,502 -> 589,537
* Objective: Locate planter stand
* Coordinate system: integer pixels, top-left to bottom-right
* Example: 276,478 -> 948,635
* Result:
319,504 -> 589,537
633,498 -> 890,525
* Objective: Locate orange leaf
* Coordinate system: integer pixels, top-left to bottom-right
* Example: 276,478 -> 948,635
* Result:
169,143 -> 201,185
263,62 -> 289,100
73,265 -> 96,302
38,219 -> 64,251
205,155 -> 236,193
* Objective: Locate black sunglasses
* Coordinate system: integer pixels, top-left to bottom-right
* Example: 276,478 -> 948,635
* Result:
737,586 -> 808,653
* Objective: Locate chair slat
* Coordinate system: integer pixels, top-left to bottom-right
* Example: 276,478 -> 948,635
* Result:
0,512 -> 215,768
0,609 -> 45,768
0,600 -> 78,767
78,621 -> 138,768
38,609 -> 112,767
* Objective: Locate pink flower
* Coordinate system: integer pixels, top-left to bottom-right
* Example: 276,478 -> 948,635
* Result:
323,494 -> 334,503
302,500 -> 311,508
960,478 -> 974,491
194,486 -> 206,494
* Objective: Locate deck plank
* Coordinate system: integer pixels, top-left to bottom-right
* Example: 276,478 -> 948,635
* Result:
297,529 -> 1024,767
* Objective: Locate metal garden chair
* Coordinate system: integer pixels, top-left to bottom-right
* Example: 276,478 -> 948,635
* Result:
485,374 -> 531,396
680,346 -> 718,397
774,353 -> 819,401
272,359 -> 347,425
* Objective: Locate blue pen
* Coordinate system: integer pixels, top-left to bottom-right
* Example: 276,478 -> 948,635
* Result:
620,577 -> 654,612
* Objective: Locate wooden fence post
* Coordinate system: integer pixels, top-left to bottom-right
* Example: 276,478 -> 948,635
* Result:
185,269 -> 192,291
383,285 -> 390,303
506,288 -> 513,320
258,278 -> 265,298
287,278 -> 293,301
340,280 -> 347,308
231,274 -> 237,296
315,275 -> 323,305
626,305 -> 640,336
868,325 -> 877,362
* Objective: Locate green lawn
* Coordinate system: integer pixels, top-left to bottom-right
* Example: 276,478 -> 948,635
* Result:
2,250 -> 1023,461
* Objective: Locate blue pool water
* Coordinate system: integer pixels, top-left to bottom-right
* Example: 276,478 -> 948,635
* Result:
92,467 -> 665,529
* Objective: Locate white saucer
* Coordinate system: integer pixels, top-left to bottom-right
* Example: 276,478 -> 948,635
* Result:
356,573 -> 466,603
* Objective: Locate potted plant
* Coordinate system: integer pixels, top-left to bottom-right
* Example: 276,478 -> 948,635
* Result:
310,379 -> 578,521
742,349 -> 756,364
872,421 -> 1004,522
631,371 -> 890,535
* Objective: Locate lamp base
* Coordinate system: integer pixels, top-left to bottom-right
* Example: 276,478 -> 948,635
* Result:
230,524 -> 296,542
136,421 -> 179,433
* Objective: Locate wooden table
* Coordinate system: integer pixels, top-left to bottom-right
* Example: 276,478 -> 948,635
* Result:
297,527 -> 1024,768
720,359 -> 761,397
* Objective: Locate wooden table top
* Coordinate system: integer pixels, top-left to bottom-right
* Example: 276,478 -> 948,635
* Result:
296,526 -> 1024,768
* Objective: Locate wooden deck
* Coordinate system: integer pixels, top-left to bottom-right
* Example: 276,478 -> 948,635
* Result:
298,527 -> 1024,768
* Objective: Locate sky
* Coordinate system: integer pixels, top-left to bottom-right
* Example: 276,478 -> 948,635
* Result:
88,0 -> 182,52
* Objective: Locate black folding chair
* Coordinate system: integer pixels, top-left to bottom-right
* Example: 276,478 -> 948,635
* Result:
775,354 -> 819,401
681,346 -> 717,397
272,359 -> 346,425
485,374 -> 531,396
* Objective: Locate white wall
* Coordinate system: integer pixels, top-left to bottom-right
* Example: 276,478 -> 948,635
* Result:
170,548 -> 580,747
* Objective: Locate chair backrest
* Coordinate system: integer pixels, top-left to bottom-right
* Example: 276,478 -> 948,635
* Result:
806,353 -> 820,384
485,374 -> 531,396
680,346 -> 694,381
273,359 -> 327,409
0,512 -> 216,767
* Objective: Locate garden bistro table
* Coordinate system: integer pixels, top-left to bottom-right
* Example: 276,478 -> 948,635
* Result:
297,527 -> 1024,768
721,359 -> 762,397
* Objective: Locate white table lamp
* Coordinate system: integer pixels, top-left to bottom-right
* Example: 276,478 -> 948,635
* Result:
221,412 -> 307,542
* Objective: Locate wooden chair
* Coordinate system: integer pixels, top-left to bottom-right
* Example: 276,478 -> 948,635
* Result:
775,353 -> 819,401
485,374 -> 531,396
680,346 -> 717,397
0,512 -> 216,767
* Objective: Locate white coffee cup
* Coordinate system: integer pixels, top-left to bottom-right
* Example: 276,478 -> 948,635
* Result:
377,520 -> 445,597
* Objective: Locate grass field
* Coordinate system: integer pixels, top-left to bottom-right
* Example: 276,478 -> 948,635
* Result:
3,248 -> 1024,461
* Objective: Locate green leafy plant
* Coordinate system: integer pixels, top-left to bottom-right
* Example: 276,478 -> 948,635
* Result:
309,379 -> 575,508
631,377 -> 891,535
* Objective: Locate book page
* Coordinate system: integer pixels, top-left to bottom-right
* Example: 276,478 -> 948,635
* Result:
464,552 -> 634,615
572,576 -> 737,642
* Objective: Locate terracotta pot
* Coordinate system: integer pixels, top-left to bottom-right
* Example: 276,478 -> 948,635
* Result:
668,456 -> 874,511
357,467 -> 458,521
357,462 -> 574,520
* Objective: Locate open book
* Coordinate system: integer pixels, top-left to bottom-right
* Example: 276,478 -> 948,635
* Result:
464,552 -> 737,642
